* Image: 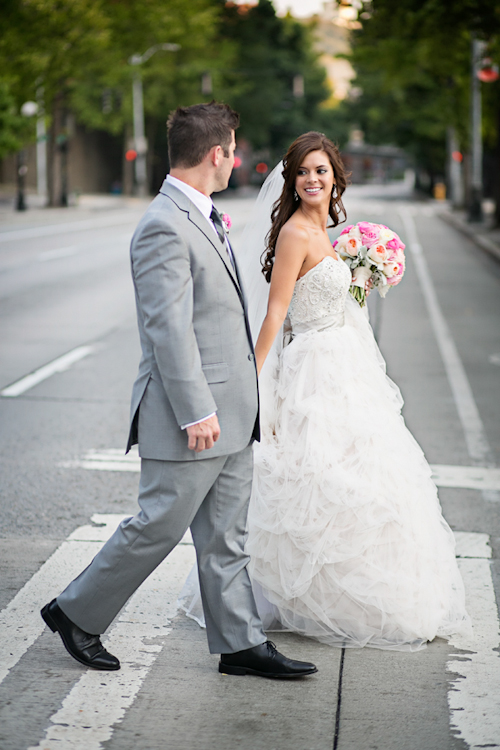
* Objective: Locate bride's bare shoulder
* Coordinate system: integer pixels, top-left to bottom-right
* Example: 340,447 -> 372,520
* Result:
277,216 -> 310,247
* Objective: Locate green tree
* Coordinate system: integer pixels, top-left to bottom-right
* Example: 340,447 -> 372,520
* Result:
0,78 -> 32,159
217,0 -> 332,162
0,0 -> 232,200
342,0 -> 500,196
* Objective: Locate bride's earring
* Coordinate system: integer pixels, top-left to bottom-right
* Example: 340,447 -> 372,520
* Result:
294,189 -> 299,201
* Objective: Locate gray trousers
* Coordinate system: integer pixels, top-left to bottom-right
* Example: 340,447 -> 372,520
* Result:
57,444 -> 266,654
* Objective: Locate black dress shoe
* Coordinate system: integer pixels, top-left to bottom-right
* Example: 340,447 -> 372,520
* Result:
219,640 -> 317,679
41,599 -> 120,671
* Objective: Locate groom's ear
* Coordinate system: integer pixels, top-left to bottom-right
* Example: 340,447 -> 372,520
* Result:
210,144 -> 224,168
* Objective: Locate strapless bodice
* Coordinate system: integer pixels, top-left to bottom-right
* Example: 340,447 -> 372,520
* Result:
288,256 -> 351,333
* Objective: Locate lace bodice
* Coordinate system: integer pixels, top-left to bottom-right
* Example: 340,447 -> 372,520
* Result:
288,256 -> 351,330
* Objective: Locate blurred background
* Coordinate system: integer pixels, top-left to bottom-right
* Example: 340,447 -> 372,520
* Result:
0,0 -> 499,225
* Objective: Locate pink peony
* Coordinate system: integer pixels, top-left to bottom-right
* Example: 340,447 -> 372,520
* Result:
340,225 -> 354,236
357,222 -> 381,248
387,236 -> 405,252
222,213 -> 232,231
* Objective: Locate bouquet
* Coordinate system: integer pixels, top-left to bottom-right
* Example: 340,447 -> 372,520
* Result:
333,221 -> 406,307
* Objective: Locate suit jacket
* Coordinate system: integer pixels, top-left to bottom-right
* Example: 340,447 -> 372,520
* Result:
126,179 -> 260,461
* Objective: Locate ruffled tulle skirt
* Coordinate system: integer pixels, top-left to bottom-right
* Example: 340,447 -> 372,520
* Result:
244,302 -> 471,651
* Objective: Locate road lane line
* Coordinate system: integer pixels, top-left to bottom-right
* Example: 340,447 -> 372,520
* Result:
448,535 -> 500,748
61,449 -> 500,492
0,514 -> 193,687
0,345 -> 95,397
38,246 -> 78,261
399,209 -> 499,502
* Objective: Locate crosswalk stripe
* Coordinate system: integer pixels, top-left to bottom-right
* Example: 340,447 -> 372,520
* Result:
60,449 -> 500,492
1,517 -> 498,749
27,536 -> 195,750
0,514 -> 193,686
448,554 -> 500,746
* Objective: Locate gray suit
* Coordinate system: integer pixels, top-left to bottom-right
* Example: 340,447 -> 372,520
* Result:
57,180 -> 266,654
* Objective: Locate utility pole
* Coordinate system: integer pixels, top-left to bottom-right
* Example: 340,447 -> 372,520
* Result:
129,43 -> 180,197
468,36 -> 486,222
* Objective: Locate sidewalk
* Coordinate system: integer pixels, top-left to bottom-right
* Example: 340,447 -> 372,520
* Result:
438,205 -> 500,263
0,190 -> 150,230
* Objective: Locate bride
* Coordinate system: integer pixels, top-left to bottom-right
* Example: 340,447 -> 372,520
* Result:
180,131 -> 471,651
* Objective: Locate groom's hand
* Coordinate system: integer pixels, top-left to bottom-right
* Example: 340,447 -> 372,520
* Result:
186,415 -> 221,453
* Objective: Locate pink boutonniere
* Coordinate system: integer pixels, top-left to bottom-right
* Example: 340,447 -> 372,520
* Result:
222,213 -> 232,232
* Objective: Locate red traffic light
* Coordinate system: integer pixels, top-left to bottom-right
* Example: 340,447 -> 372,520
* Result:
477,59 -> 499,83
256,162 -> 268,174
452,151 -> 463,163
233,156 -> 242,168
125,149 -> 138,162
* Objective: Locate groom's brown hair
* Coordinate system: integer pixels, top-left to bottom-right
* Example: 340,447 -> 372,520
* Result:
167,101 -> 240,169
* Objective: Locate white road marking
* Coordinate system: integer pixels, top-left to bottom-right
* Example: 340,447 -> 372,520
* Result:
400,209 -> 499,503
0,214 -> 138,243
61,448 -> 141,473
25,519 -> 195,750
62,449 -> 500,492
489,353 -> 500,366
0,514 -> 193,687
431,464 -> 500,491
448,538 -> 500,748
0,515 -> 498,748
38,246 -> 78,261
0,345 -> 95,397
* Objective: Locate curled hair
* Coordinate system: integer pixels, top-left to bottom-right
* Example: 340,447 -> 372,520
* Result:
261,132 -> 348,283
167,101 -> 239,168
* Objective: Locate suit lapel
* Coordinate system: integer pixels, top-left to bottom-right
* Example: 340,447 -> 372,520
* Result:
160,180 -> 242,294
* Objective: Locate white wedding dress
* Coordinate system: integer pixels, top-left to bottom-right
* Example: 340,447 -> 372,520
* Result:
179,253 -> 471,651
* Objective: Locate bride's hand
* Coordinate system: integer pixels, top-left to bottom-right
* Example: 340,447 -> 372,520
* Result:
365,278 -> 374,297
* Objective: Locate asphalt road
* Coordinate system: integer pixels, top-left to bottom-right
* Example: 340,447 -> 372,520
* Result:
0,185 -> 499,750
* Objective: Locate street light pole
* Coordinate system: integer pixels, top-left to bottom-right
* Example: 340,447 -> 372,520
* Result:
36,85 -> 47,202
129,43 -> 180,197
16,100 -> 39,212
132,72 -> 147,196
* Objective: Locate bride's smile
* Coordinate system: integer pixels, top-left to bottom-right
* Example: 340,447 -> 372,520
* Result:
295,149 -> 335,206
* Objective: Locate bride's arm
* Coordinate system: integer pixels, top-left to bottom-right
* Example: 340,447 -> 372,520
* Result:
254,225 -> 308,375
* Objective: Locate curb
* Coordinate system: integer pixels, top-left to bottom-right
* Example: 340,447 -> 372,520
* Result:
439,211 -> 500,263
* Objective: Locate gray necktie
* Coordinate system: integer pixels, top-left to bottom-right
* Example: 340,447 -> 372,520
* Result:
210,206 -> 235,269
210,206 -> 226,244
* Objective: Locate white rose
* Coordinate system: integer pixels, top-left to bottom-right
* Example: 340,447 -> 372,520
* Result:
378,227 -> 394,243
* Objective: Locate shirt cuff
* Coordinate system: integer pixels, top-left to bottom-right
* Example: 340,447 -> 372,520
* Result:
181,412 -> 216,430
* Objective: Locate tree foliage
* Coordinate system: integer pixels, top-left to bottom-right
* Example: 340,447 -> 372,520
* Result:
217,0 -> 331,160
0,0 -> 336,194
341,0 -> 500,179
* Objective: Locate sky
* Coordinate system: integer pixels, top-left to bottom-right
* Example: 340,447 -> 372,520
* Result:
234,0 -> 325,18
274,0 -> 324,16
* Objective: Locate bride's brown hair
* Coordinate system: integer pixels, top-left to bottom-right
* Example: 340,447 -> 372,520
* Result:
261,132 -> 348,283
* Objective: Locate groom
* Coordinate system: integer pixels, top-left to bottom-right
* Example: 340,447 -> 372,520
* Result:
41,101 -> 317,679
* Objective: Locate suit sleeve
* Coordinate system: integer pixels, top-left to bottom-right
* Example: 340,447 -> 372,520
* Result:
131,215 -> 217,428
